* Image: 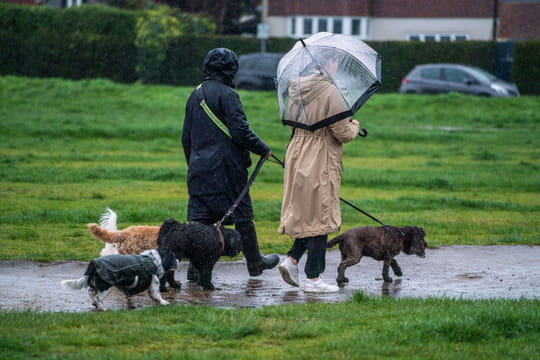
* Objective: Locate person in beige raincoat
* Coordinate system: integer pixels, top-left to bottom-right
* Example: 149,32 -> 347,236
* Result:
278,54 -> 360,292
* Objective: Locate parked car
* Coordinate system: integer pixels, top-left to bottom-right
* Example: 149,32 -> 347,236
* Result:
399,63 -> 520,97
233,52 -> 283,90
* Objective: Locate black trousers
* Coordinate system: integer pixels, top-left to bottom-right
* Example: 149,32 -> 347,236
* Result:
287,235 -> 328,279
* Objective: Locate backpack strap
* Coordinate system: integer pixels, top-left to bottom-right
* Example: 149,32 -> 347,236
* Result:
195,84 -> 232,139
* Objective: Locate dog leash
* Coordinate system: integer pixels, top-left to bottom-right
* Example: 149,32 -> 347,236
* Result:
268,154 -> 387,226
213,155 -> 267,244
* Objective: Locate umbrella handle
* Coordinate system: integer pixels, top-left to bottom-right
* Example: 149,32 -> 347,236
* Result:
358,128 -> 368,137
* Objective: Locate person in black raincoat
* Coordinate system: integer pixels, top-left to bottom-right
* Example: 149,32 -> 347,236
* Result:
182,48 -> 279,277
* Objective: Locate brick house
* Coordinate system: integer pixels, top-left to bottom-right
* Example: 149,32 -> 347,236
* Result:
261,0 -> 540,41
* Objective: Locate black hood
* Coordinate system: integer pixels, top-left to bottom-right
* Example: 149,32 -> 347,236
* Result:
203,48 -> 239,88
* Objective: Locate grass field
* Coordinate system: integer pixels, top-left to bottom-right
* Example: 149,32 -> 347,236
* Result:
1,76 -> 538,261
1,295 -> 539,360
1,76 -> 539,359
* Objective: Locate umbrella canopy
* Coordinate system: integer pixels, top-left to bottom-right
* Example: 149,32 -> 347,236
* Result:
277,32 -> 381,131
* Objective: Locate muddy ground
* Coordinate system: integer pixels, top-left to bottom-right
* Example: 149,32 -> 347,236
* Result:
1,245 -> 539,312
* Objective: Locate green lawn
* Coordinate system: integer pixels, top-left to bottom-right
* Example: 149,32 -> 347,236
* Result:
0,76 -> 539,359
1,76 -> 538,261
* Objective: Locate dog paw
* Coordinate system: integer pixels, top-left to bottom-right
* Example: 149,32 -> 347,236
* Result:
383,277 -> 393,283
159,299 -> 169,306
169,280 -> 181,289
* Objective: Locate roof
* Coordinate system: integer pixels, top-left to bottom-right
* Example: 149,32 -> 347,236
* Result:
268,0 -> 495,18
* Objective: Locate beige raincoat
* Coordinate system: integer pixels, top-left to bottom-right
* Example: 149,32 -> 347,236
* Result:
278,74 -> 359,239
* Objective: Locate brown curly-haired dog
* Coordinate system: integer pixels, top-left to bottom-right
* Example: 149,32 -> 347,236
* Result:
327,225 -> 427,285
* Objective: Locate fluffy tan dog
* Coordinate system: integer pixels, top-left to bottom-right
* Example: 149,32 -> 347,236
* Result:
88,208 -> 159,255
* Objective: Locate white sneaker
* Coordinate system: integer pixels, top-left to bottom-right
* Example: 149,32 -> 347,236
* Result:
278,257 -> 299,287
303,277 -> 339,293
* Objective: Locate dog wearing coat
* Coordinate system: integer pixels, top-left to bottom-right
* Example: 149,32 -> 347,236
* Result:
327,225 -> 427,285
61,249 -> 177,311
157,218 -> 243,291
87,209 -> 242,291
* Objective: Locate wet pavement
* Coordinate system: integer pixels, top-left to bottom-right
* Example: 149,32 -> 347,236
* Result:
1,245 -> 539,312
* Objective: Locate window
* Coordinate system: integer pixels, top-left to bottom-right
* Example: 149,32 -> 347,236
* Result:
440,35 -> 451,42
241,59 -> 256,71
420,67 -> 441,80
333,19 -> 343,34
351,19 -> 361,36
303,18 -> 313,35
289,16 -> 367,38
407,33 -> 470,42
444,68 -> 470,83
318,18 -> 327,32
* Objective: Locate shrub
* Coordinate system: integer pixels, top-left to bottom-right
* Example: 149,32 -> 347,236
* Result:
135,5 -> 216,84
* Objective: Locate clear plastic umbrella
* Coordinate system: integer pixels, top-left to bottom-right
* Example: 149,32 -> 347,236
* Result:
277,32 -> 381,133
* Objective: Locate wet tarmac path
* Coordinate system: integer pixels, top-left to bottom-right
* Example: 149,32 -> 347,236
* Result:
1,246 -> 538,312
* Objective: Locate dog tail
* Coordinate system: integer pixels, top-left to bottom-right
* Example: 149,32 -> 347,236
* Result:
327,233 -> 346,248
99,208 -> 117,231
61,276 -> 88,290
87,223 -> 121,244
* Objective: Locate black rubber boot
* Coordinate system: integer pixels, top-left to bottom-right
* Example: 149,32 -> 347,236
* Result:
236,222 -> 279,276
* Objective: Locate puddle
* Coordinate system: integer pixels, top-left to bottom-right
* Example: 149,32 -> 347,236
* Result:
1,245 -> 538,312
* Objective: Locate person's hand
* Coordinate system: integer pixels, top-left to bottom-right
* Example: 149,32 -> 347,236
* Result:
265,150 -> 272,159
350,119 -> 360,127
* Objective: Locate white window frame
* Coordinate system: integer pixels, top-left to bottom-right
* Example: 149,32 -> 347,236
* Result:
288,16 -> 369,39
407,33 -> 470,42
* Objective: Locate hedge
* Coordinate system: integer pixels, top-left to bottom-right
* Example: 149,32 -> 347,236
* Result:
0,4 -> 138,83
1,4 -> 538,94
513,41 -> 540,95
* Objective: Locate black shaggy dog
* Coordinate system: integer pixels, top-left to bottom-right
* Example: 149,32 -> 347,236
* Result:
157,218 -> 242,290
61,249 -> 177,311
327,225 -> 427,285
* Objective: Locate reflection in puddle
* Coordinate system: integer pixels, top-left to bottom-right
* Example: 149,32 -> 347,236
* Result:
382,279 -> 402,296
2,246 -> 539,312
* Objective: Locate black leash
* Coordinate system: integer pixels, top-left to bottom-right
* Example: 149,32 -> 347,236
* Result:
218,155 -> 267,225
338,197 -> 386,226
270,154 -> 386,226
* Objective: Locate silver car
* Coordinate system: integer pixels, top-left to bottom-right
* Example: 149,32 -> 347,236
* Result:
399,63 -> 520,97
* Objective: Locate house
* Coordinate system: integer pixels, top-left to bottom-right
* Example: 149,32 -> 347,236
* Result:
5,0 -> 101,8
261,0 -> 540,41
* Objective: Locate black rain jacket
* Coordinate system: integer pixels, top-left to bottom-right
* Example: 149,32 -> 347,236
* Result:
88,253 -> 158,296
182,48 -> 270,224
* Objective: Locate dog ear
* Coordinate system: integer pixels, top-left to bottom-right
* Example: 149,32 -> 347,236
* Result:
157,218 -> 177,247
402,228 -> 414,254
